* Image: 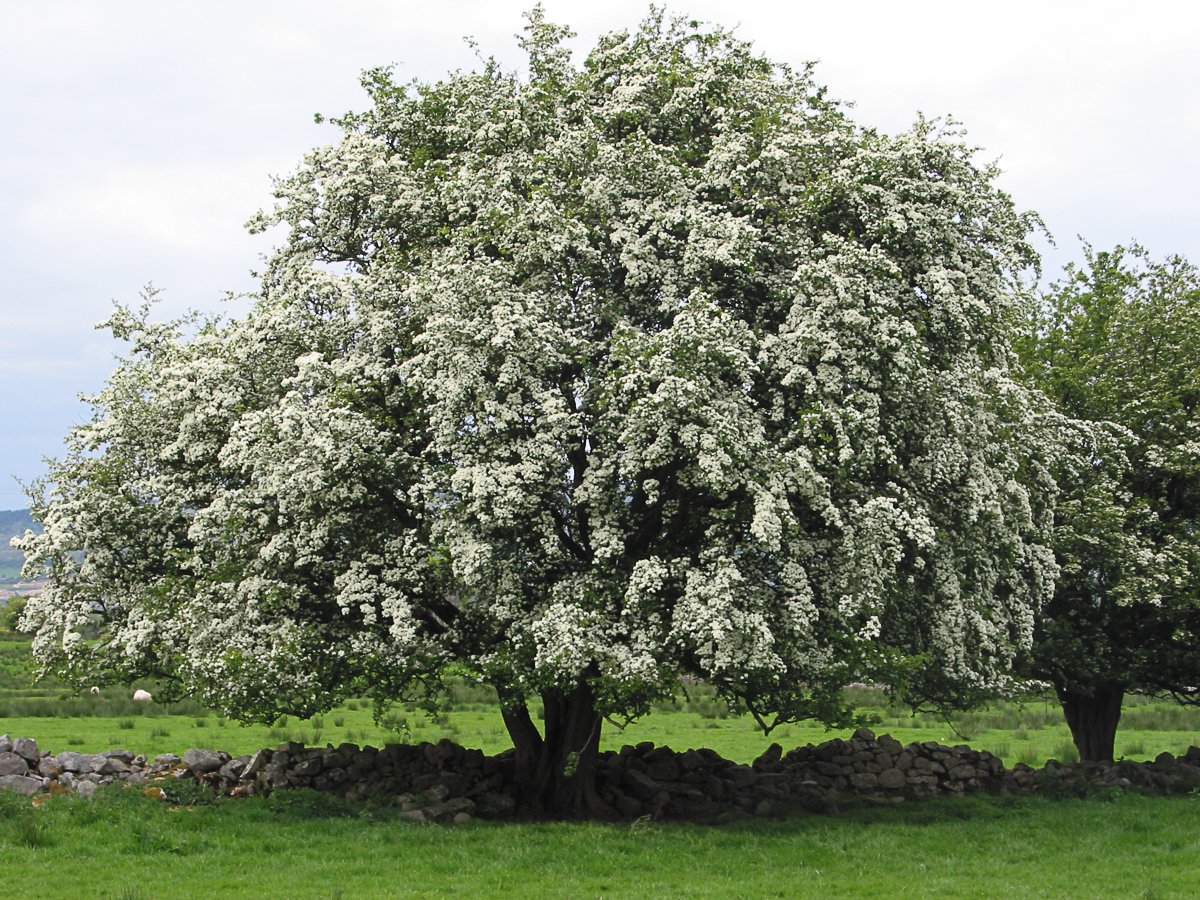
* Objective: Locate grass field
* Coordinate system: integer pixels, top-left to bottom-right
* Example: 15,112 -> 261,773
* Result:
1,786 -> 1197,898
4,632 -> 1200,897
4,637 -> 1199,768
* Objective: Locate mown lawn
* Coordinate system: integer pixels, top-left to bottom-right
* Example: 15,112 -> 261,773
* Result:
0,787 -> 1197,898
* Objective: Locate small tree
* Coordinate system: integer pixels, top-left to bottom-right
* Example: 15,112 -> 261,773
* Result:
1019,243 -> 1200,762
1,593 -> 30,634
19,10 -> 1056,816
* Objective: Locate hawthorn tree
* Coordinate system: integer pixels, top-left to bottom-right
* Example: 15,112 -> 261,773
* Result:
1018,244 -> 1200,762
19,10 -> 1057,816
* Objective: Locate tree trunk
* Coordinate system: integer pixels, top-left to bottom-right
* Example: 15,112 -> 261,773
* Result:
500,681 -> 612,819
1054,682 -> 1125,763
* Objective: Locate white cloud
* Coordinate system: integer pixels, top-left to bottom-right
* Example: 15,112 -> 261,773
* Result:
22,160 -> 277,255
2,0 -> 1199,487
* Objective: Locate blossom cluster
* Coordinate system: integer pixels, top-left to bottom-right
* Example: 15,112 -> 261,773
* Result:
17,10 -> 1057,725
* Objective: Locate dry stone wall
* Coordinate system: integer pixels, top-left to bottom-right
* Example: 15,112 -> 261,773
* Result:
3,730 -> 1199,822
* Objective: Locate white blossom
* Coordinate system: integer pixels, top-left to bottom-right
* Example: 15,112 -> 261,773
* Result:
17,10 -> 1056,727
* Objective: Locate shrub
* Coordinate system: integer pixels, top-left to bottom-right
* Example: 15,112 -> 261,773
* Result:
158,778 -> 220,807
1,595 -> 32,634
263,788 -> 358,819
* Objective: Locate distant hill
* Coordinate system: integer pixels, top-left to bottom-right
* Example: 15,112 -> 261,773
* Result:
0,508 -> 35,534
0,508 -> 37,584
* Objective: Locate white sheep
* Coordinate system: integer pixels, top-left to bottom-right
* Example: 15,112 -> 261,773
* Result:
89,686 -> 100,695
132,689 -> 153,702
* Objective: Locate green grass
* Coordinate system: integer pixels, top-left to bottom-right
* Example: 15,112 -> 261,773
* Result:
0,787 -> 1197,898
3,636 -> 1200,768
4,633 -> 1200,896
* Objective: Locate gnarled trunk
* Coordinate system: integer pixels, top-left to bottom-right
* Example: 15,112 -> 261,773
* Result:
501,681 -> 612,819
1055,682 -> 1125,763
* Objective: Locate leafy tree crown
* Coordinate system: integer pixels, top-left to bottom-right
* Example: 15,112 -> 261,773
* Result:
19,9 -> 1056,727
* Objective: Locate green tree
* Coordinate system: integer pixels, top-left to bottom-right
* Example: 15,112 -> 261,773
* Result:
1018,243 -> 1200,762
19,9 -> 1055,816
1,593 -> 30,634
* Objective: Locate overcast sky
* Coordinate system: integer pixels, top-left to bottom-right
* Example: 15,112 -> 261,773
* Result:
2,0 -> 1197,503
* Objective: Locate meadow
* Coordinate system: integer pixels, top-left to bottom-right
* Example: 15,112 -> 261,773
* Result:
3,637 -> 1199,769
3,632 -> 1200,898
1,783 -> 1198,898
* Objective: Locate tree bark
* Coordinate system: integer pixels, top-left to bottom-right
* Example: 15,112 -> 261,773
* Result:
501,681 -> 612,819
1055,682 -> 1125,763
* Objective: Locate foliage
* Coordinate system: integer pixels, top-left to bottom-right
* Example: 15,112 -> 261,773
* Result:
1,594 -> 29,634
1018,244 -> 1200,712
17,8 -> 1055,793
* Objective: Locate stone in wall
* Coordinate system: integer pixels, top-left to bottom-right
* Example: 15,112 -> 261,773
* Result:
3,731 -> 1200,823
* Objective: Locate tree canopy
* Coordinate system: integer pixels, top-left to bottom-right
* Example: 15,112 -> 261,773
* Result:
1018,243 -> 1200,761
18,9 -> 1057,815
